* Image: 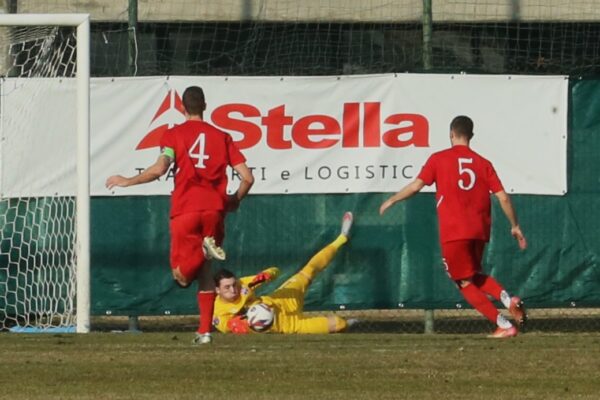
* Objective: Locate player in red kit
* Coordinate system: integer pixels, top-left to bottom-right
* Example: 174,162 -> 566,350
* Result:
106,86 -> 254,345
379,115 -> 527,339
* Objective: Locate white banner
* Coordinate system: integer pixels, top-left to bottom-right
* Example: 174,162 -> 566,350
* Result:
1,74 -> 568,197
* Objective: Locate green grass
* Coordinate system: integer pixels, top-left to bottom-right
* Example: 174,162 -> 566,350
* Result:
1,332 -> 600,399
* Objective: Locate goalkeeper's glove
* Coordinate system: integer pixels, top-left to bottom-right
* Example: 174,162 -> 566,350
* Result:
249,271 -> 273,288
227,315 -> 250,334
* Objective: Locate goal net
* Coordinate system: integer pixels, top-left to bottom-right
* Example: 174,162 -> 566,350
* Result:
18,1 -> 600,77
0,15 -> 90,333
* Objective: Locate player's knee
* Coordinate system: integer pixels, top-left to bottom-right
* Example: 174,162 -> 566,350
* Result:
172,268 -> 192,288
328,316 -> 347,333
298,268 -> 316,284
174,279 -> 191,288
455,278 -> 473,288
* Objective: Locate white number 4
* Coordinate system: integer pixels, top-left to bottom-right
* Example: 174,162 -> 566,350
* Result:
458,158 -> 476,191
188,133 -> 210,168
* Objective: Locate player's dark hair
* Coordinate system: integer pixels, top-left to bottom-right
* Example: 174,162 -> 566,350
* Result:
182,86 -> 206,116
450,115 -> 474,140
214,268 -> 236,286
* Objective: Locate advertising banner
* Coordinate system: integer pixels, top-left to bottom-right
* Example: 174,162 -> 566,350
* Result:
1,74 -> 568,196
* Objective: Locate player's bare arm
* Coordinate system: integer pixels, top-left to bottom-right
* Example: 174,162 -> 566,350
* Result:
494,190 -> 527,250
227,162 -> 254,212
106,155 -> 171,190
379,178 -> 426,215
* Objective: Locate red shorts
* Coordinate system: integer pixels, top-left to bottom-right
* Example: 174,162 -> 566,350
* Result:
441,240 -> 486,281
169,210 -> 224,282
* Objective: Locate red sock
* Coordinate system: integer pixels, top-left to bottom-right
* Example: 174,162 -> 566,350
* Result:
197,291 -> 216,334
460,283 -> 499,324
472,274 -> 504,301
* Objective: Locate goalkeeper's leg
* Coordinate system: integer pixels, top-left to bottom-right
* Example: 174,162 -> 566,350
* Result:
298,211 -> 352,282
270,212 -> 353,313
295,315 -> 348,334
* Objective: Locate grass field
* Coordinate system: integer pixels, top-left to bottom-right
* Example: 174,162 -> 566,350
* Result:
1,332 -> 600,399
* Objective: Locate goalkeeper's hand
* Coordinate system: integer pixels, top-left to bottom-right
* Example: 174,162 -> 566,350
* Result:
227,315 -> 250,334
249,271 -> 273,288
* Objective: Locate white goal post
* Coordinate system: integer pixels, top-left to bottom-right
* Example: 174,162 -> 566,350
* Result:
0,14 -> 90,333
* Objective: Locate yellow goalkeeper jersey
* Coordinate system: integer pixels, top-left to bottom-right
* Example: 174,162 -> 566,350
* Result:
213,267 -> 280,333
214,237 -> 348,335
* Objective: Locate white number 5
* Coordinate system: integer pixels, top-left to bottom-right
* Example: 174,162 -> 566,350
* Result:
458,158 -> 476,190
188,133 -> 210,168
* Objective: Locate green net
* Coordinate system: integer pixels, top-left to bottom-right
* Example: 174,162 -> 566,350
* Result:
13,0 -> 600,76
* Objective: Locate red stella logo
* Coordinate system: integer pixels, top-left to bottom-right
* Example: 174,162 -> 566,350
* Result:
137,92 -> 430,150
136,90 -> 185,150
213,103 -> 429,149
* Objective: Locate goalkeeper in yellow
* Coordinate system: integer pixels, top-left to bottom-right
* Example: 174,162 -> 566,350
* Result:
213,212 -> 353,334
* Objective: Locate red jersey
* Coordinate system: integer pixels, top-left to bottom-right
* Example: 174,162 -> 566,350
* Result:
160,120 -> 246,217
417,145 -> 504,243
